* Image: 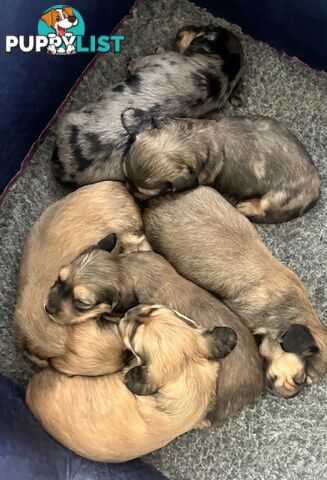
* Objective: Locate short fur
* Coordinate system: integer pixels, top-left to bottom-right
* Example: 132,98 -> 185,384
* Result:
53,25 -> 244,186
14,182 -> 151,375
143,187 -> 327,397
46,248 -> 263,421
123,114 -> 319,223
26,305 -> 236,462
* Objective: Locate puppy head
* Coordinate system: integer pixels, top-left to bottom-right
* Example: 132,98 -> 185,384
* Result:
45,233 -> 135,325
260,323 -> 327,397
122,108 -> 200,200
40,7 -> 77,29
120,305 -> 237,395
177,25 -> 242,65
174,25 -> 205,54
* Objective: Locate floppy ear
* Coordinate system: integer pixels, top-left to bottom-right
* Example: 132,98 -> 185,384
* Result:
281,324 -> 319,357
124,365 -> 157,395
97,233 -> 117,252
171,169 -> 199,193
63,6 -> 74,16
203,327 -> 237,360
121,108 -> 157,138
40,10 -> 54,27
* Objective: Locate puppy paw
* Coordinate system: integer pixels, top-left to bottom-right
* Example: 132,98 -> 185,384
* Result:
229,94 -> 244,107
236,200 -> 262,217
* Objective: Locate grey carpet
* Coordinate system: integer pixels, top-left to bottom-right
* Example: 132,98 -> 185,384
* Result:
0,0 -> 326,479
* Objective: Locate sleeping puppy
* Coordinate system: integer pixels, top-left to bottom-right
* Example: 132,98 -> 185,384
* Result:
122,111 -> 320,223
45,242 -> 263,421
26,305 -> 237,462
143,187 -> 327,398
53,24 -> 244,186
14,181 -> 151,375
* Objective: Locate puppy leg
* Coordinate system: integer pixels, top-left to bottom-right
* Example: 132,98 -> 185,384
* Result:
236,186 -> 319,223
229,78 -> 245,107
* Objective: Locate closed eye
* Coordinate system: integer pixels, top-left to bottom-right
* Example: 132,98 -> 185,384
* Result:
74,300 -> 93,311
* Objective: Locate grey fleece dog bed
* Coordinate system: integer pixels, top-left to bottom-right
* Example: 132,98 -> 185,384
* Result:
0,1 -> 326,479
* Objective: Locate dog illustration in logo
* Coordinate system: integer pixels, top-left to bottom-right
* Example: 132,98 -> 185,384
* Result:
40,6 -> 79,55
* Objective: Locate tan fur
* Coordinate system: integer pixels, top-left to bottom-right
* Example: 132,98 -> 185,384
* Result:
14,181 -> 151,375
26,306 -> 232,462
43,247 -> 263,420
175,28 -> 203,54
144,187 -> 327,397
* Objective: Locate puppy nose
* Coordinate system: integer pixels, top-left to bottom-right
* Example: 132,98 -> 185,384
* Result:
44,303 -> 56,315
68,15 -> 76,22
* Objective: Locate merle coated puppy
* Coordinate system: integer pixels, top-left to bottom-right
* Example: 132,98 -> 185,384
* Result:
53,25 -> 244,186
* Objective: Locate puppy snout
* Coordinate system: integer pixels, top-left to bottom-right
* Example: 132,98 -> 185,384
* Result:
44,302 -> 57,315
266,374 -> 302,398
68,15 -> 77,23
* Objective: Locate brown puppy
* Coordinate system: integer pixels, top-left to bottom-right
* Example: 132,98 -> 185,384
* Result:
14,181 -> 151,375
26,305 -> 237,462
122,113 -> 319,223
45,247 -> 263,421
143,187 -> 327,398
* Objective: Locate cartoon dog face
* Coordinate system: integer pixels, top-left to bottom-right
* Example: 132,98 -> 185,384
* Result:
40,6 -> 78,36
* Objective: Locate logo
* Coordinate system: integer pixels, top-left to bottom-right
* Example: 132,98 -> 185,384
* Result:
5,5 -> 124,55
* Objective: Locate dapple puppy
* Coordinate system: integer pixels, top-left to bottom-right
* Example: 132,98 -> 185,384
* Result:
123,111 -> 319,223
53,25 -> 244,186
143,187 -> 327,397
26,305 -> 237,462
14,181 -> 150,375
45,240 -> 263,421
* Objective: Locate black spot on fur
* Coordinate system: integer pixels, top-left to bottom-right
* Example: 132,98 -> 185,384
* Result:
112,83 -> 125,93
126,74 -> 142,93
51,145 -> 64,172
169,60 -> 177,65
85,132 -> 103,154
70,125 -> 92,171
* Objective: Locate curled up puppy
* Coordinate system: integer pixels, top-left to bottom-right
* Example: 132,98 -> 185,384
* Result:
45,241 -> 263,421
14,181 -> 151,375
143,187 -> 327,398
53,24 -> 244,186
26,305 -> 237,462
122,110 -> 320,223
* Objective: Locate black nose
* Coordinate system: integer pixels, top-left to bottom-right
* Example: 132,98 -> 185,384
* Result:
45,303 -> 56,315
68,15 -> 76,23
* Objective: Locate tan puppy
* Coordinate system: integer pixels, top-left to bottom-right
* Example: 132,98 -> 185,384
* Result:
26,305 -> 237,462
14,181 -> 151,375
44,247 -> 263,421
143,187 -> 327,398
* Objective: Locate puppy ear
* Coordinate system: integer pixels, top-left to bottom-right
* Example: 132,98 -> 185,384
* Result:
121,108 -> 156,137
281,324 -> 319,357
40,10 -> 54,27
124,365 -> 157,395
203,327 -> 237,360
97,233 -> 117,252
171,169 -> 199,193
63,6 -> 74,16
